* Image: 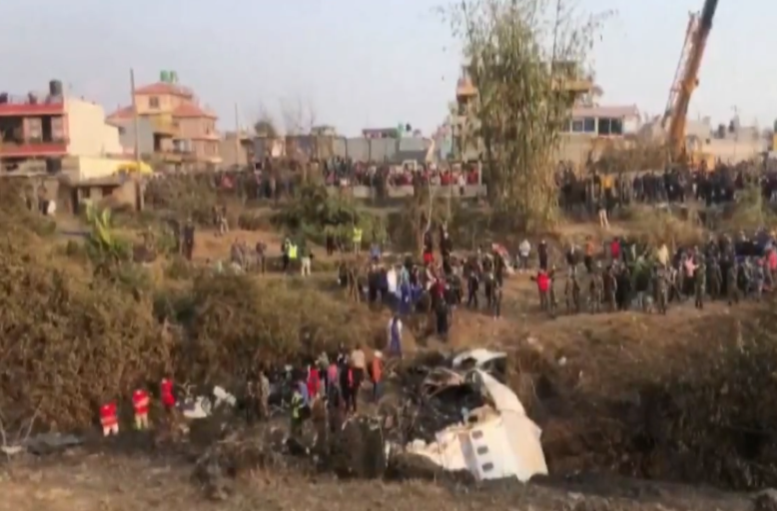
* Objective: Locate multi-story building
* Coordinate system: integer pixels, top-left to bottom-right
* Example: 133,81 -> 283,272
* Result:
451,62 -> 640,166
0,81 -> 126,178
106,74 -> 221,170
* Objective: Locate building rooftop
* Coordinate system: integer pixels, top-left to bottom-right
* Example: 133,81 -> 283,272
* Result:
106,101 -> 217,120
172,102 -> 216,119
134,82 -> 193,98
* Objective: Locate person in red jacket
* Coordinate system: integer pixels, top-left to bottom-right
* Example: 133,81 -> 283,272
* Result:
536,269 -> 550,311
100,401 -> 119,437
132,388 -> 150,430
307,364 -> 321,400
610,237 -> 621,262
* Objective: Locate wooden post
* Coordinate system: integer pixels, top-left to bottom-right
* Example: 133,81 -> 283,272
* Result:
130,69 -> 141,171
234,103 -> 241,169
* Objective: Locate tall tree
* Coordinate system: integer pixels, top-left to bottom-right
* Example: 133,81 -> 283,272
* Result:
446,0 -> 609,230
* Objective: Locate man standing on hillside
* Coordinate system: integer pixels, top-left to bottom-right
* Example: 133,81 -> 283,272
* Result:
183,218 -> 195,261
349,344 -> 366,413
387,314 -> 403,359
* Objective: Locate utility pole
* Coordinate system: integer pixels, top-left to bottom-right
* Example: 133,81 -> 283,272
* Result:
130,69 -> 141,170
234,103 -> 241,169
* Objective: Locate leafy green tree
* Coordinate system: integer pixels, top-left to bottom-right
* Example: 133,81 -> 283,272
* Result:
445,0 -> 609,230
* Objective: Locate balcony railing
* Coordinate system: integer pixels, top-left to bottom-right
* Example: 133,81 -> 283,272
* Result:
0,94 -> 65,116
0,140 -> 68,157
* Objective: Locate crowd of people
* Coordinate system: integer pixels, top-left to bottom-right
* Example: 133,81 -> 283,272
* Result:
526,229 -> 777,316
322,157 -> 481,188
251,343 -> 392,438
556,162 -> 777,216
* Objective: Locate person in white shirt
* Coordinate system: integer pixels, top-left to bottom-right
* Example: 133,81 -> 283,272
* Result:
518,239 -> 531,272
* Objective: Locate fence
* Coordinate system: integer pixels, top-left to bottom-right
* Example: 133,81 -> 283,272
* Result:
326,184 -> 487,199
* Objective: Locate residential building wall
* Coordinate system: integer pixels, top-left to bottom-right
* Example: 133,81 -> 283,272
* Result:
62,156 -> 126,181
66,98 -> 122,157
133,91 -> 188,115
219,132 -> 251,168
111,118 -> 155,156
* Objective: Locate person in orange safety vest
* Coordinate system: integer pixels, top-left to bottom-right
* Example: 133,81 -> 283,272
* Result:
132,388 -> 150,430
100,401 -> 119,437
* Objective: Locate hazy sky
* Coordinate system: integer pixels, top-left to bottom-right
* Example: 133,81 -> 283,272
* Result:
1,0 -> 772,135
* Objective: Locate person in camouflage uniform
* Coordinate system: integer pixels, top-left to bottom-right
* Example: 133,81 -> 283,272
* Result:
602,265 -> 618,312
694,259 -> 706,310
753,259 -> 765,301
548,267 -> 559,316
707,257 -> 722,299
564,273 -> 582,314
347,262 -> 360,303
492,279 -> 503,319
588,267 -> 603,314
727,261 -> 740,306
652,265 -> 668,315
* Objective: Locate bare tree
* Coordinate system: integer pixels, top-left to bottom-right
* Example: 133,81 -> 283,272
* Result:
280,96 -> 317,136
253,104 -> 279,138
444,0 -> 610,231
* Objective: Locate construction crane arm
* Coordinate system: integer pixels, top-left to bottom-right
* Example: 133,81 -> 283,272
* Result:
666,0 -> 719,165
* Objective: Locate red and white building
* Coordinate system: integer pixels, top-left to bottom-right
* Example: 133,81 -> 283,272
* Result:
0,81 -> 125,178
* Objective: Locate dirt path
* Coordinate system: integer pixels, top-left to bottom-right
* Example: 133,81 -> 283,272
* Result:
0,452 -> 753,511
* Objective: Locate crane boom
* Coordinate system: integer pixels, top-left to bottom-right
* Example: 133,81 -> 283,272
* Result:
664,0 -> 719,165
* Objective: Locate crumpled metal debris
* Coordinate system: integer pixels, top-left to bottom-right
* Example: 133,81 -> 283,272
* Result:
402,362 -> 547,483
182,385 -> 238,419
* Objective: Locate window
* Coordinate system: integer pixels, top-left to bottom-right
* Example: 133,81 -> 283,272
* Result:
149,97 -> 160,109
482,463 -> 494,472
610,118 -> 623,135
571,119 -> 584,133
598,118 -> 611,136
476,446 -> 489,455
598,118 -> 624,136
118,127 -> 126,135
562,119 -> 572,132
583,117 -> 596,133
471,430 -> 484,440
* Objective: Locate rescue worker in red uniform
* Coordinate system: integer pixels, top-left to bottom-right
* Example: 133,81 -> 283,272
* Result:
132,388 -> 150,430
100,401 -> 119,437
160,378 -> 176,410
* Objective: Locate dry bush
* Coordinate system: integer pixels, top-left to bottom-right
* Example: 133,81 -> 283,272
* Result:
622,204 -> 705,248
0,235 -> 172,430
631,306 -> 777,489
144,174 -> 220,225
171,274 -> 374,385
594,138 -> 666,173
724,184 -> 777,233
237,211 -> 272,232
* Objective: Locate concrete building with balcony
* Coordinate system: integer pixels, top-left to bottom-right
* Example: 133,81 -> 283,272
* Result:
451,61 -> 640,167
0,81 -> 129,178
106,74 -> 221,170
